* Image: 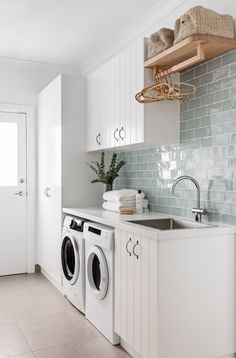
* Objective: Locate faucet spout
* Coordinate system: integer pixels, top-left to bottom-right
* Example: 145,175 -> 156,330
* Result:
172,175 -> 207,222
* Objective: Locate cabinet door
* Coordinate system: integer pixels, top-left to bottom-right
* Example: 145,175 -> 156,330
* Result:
115,229 -> 142,355
110,55 -> 120,148
37,75 -> 62,285
134,38 -> 145,144
87,68 -> 103,151
142,235 -> 159,358
101,58 -> 114,149
115,229 -> 159,358
87,40 -> 145,151
86,37 -> 179,151
117,40 -> 144,147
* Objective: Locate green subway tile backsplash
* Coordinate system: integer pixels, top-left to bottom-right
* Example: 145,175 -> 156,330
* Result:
114,49 -> 236,225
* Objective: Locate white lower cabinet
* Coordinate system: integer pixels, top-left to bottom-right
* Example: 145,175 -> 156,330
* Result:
115,229 -> 159,357
115,228 -> 236,358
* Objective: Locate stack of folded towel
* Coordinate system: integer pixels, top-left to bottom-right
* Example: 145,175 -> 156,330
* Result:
102,189 -> 138,213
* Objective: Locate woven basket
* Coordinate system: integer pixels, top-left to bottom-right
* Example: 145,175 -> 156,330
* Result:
174,6 -> 235,45
147,28 -> 174,60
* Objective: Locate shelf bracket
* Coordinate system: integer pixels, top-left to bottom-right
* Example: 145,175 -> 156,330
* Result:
153,42 -> 205,81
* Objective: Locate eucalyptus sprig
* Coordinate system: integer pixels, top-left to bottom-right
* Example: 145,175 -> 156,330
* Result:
86,152 -> 126,185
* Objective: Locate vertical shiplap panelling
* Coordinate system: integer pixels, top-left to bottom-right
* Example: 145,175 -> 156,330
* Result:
133,233 -> 142,355
114,54 -> 120,148
115,49 -> 236,225
136,38 -> 145,144
126,232 -> 134,347
106,57 -> 113,148
141,232 -> 150,358
98,65 -> 103,148
120,230 -> 128,340
123,49 -> 130,144
149,238 -> 158,358
111,56 -> 117,148
119,49 -> 126,146
125,46 -> 131,146
123,48 -> 132,144
114,228 -> 121,335
102,61 -> 106,147
130,42 -> 137,145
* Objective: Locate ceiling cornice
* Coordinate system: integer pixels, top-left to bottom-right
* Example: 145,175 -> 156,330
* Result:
79,0 -> 188,75
0,56 -> 80,75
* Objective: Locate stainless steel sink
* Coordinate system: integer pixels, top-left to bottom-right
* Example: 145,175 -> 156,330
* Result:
128,218 -> 211,230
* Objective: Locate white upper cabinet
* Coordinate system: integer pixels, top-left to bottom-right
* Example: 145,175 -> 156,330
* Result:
87,38 -> 180,151
87,70 -> 102,150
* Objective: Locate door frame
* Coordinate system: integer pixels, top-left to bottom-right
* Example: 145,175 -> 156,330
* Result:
0,104 -> 35,273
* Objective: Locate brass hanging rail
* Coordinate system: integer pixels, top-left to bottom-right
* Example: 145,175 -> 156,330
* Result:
135,69 -> 196,104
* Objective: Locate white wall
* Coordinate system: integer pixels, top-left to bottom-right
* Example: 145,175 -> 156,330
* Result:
61,74 -> 105,208
81,0 -> 236,74
0,58 -> 79,105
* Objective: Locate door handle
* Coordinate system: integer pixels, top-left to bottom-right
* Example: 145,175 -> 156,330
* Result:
96,133 -> 101,146
14,191 -> 23,196
114,128 -> 119,142
126,238 -> 132,257
44,187 -> 51,198
133,240 -> 139,259
119,126 -> 126,141
47,187 -> 51,198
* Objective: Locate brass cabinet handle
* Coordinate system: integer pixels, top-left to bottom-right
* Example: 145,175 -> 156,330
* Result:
126,238 -> 132,256
114,128 -> 119,142
119,126 -> 126,141
96,133 -> 101,145
133,240 -> 139,259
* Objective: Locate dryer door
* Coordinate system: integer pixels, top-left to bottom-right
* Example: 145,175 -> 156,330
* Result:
87,245 -> 108,300
61,232 -> 80,285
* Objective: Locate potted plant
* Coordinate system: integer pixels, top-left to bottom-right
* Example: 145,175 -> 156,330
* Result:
86,152 -> 126,192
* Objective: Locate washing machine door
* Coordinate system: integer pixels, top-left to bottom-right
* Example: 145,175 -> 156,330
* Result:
87,245 -> 108,300
61,232 -> 80,285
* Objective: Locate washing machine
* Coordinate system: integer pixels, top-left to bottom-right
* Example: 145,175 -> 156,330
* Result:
83,221 -> 120,345
61,215 -> 86,313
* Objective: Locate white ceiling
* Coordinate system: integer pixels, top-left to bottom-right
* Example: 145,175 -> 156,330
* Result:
0,0 -> 159,69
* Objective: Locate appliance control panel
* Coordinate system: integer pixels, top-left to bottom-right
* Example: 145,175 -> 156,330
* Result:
83,222 -> 114,250
63,215 -> 85,231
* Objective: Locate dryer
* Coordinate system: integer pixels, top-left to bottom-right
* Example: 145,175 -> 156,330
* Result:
61,216 -> 86,313
83,222 -> 119,345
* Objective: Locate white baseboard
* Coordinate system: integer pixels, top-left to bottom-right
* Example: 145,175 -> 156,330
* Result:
120,339 -> 141,358
40,267 -> 64,295
120,342 -> 236,358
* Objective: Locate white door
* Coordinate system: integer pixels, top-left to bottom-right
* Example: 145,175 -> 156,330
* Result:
86,245 -> 109,300
0,112 -> 27,276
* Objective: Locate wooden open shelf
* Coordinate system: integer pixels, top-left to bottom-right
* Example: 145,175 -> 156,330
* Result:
144,35 -> 236,78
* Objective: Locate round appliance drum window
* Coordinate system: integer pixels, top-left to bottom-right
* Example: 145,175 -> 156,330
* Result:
61,234 -> 79,285
87,245 -> 108,300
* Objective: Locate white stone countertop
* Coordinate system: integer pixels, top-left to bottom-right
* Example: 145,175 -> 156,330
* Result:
63,207 -> 236,241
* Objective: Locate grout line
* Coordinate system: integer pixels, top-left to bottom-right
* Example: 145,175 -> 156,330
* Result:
14,322 -> 34,355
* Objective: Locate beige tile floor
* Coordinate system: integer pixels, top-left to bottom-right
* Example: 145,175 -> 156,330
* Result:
0,273 -> 129,358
